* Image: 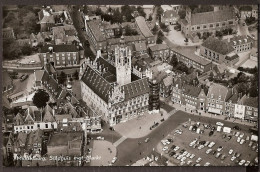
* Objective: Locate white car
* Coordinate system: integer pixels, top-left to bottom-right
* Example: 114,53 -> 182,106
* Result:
216,122 -> 224,126
181,157 -> 186,162
96,136 -> 104,140
239,133 -> 244,138
190,154 -> 195,159
204,141 -> 210,147
208,142 -> 215,148
239,160 -> 246,166
196,157 -> 202,163
161,140 -> 167,146
165,140 -> 171,145
229,149 -> 233,155
195,164 -> 201,166
246,136 -> 250,141
217,146 -> 223,152
206,149 -> 212,154
177,155 -> 182,160
187,160 -> 192,166
189,142 -> 195,147
240,139 -> 245,145
183,151 -> 188,156
186,153 -> 191,158
162,146 -> 168,151
174,146 -> 180,151
235,132 -> 240,137
204,162 -> 210,166
30,60 -> 36,63
244,161 -> 250,166
180,161 -> 185,166
231,156 -> 236,161
237,137 -> 241,143
198,145 -> 204,150
111,157 -> 117,164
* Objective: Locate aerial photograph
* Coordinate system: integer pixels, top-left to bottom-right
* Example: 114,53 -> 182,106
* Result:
2,5 -> 259,167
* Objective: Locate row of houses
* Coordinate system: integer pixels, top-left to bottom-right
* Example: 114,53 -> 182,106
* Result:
170,77 -> 258,122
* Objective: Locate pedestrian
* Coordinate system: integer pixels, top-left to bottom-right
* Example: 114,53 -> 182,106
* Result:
140,126 -> 141,129
140,152 -> 141,155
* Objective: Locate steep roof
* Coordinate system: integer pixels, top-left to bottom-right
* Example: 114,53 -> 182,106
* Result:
87,20 -> 106,42
17,132 -> 28,146
81,65 -> 113,103
240,95 -> 258,108
149,44 -> 169,52
207,83 -> 231,101
135,16 -> 154,38
123,77 -> 150,100
40,15 -> 55,24
191,9 -> 236,25
134,42 -> 147,52
163,75 -> 173,87
201,37 -> 235,55
163,10 -> 178,18
27,129 -> 43,146
35,70 -> 45,82
183,84 -> 202,97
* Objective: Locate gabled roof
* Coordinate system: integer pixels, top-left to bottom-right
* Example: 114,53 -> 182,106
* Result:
14,113 -> 24,125
240,95 -> 258,108
87,20 -> 106,42
191,8 -> 236,25
163,10 -> 179,18
27,129 -> 43,146
17,132 -> 28,146
123,77 -> 150,100
81,65 -> 113,103
135,16 -> 154,38
162,75 -> 173,87
183,84 -> 202,97
134,42 -> 147,52
207,83 -> 231,101
35,70 -> 45,82
43,110 -> 56,122
202,37 -> 235,55
40,15 -> 55,24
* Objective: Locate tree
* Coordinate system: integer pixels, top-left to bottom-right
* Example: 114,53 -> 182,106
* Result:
156,30 -> 164,44
33,89 -> 50,109
95,7 -> 103,16
148,15 -> 153,21
137,6 -> 146,18
3,39 -> 22,60
21,11 -> 39,34
21,43 -> 33,56
157,5 -> 163,22
112,8 -> 123,24
58,71 -> 67,85
121,5 -> 134,22
151,25 -> 159,34
178,9 -> 186,19
170,54 -> 178,66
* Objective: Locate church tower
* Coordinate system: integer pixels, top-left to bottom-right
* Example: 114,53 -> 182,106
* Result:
115,35 -> 131,86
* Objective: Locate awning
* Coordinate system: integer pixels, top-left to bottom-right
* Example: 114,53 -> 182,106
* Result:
208,107 -> 221,115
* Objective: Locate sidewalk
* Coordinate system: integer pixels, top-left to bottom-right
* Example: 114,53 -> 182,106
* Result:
166,101 -> 256,127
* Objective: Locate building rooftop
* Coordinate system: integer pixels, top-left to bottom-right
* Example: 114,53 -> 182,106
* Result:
202,37 -> 235,55
87,20 -> 106,42
135,16 -> 154,38
190,9 -> 236,25
240,95 -> 258,108
183,84 -> 202,97
134,42 -> 147,52
163,10 -> 179,18
149,44 -> 169,52
41,44 -> 78,53
207,83 -> 231,101
224,35 -> 254,47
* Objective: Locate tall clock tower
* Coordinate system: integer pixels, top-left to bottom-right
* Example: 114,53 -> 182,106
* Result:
115,35 -> 131,86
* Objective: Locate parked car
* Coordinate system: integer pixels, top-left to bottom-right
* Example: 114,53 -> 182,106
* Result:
246,136 -> 250,141
186,153 -> 191,158
206,149 -> 212,154
235,132 -> 240,137
209,131 -> 214,136
249,141 -> 253,147
222,134 -> 226,139
217,146 -> 223,152
196,157 -> 202,163
227,135 -> 232,140
236,153 -> 241,158
208,142 -> 215,148
96,136 -> 104,140
245,161 -> 251,166
20,74 -> 29,82
174,146 -> 180,151
216,122 -> 224,126
169,151 -> 176,157
237,137 -> 241,143
240,139 -> 245,144
204,141 -> 210,147
167,138 -> 173,143
212,150 -> 216,155
231,156 -> 236,161
111,157 -> 117,164
171,145 -> 176,150
162,146 -> 168,151
179,149 -> 185,154
187,161 -> 193,166
181,157 -> 186,162
239,133 -> 244,138
239,160 -> 246,166
145,138 -> 150,143
204,162 -> 210,166
190,154 -> 195,159
215,152 -> 221,158
198,145 -> 204,150
252,145 -> 257,151
229,149 -> 233,155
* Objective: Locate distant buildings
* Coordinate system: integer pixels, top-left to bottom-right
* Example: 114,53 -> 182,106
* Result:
180,6 -> 237,40
239,5 -> 258,19
2,27 -> 15,40
224,35 -> 254,53
3,71 -> 13,94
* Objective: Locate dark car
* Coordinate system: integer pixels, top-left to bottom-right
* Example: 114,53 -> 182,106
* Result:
171,145 -> 176,150
227,135 -> 232,140
168,138 -> 173,143
222,134 -> 226,139
209,131 -> 214,136
169,152 -> 176,157
221,155 -> 226,160
233,126 -> 241,130
109,127 -> 115,131
212,150 -> 216,155
199,141 -> 206,145
20,74 -> 28,82
180,149 -> 185,154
